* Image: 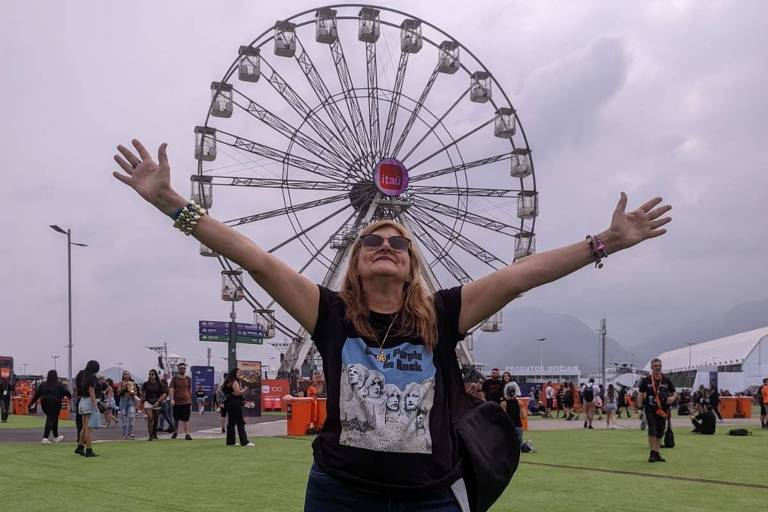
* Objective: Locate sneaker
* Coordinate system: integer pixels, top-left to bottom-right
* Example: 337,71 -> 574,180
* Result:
171,433 -> 178,439
41,438 -> 51,445
84,449 -> 99,458
74,445 -> 85,455
588,425 -> 594,430
185,434 -> 192,440
648,452 -> 656,463
655,452 -> 666,462
54,435 -> 64,443
242,442 -> 255,447
129,434 -> 135,439
526,439 -> 535,452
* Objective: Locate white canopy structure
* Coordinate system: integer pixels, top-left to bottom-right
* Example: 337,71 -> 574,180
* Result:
645,326 -> 768,391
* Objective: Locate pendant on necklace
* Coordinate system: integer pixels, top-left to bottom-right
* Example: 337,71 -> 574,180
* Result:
376,352 -> 387,362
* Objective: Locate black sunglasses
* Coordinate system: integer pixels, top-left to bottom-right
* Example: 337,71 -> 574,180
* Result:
360,234 -> 411,252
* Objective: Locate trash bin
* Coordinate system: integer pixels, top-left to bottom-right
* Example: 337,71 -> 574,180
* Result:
719,397 -> 738,418
59,397 -> 70,420
517,397 -> 530,431
286,397 -> 314,436
12,397 -> 30,416
736,397 -> 753,418
314,398 -> 327,431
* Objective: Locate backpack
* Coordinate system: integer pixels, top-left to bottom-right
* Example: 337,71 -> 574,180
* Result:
582,385 -> 594,402
728,428 -> 751,436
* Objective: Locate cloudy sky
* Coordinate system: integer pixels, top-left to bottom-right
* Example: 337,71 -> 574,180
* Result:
1,0 -> 766,379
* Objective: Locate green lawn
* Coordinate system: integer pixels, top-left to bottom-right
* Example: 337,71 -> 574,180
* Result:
0,414 -> 75,429
1,428 -> 765,511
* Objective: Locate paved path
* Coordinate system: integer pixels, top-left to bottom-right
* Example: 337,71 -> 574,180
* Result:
525,414 -> 761,431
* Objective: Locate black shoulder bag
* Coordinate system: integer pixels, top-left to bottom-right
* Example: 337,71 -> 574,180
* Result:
446,348 -> 520,512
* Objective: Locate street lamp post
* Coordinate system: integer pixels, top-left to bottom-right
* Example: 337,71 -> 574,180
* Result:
537,337 -> 547,375
50,225 -> 88,391
685,342 -> 695,368
51,354 -> 60,372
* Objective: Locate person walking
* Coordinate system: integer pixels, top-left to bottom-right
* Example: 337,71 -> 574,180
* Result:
638,358 -> 676,462
1,377 -> 12,423
223,368 -> 254,447
708,388 -> 723,423
75,360 -> 101,457
169,362 -> 193,440
544,381 -> 555,418
30,370 -> 71,444
500,385 -> 531,452
157,371 -> 175,434
141,369 -> 167,441
561,382 -> 574,420
604,384 -> 619,429
196,385 -> 207,415
759,378 -> 768,429
113,137 -> 670,510
481,368 -> 504,403
103,378 -> 117,427
581,379 -> 599,429
117,371 -> 138,439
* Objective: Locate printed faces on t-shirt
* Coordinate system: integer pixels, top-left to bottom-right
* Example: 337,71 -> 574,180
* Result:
340,337 -> 435,454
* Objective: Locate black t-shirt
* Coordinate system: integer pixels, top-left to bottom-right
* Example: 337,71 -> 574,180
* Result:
311,285 -> 465,495
503,397 -> 523,428
695,410 -> 716,434
196,390 -> 206,399
481,378 -> 504,403
141,380 -> 167,404
638,375 -> 675,411
77,373 -> 99,398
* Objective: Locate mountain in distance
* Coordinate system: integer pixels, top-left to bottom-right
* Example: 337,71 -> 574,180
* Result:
631,297 -> 768,364
472,305 -> 634,375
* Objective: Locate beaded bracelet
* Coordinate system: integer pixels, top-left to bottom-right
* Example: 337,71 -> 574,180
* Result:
173,201 -> 207,236
586,234 -> 608,269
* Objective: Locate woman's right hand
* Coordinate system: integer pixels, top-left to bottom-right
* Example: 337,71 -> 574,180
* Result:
112,139 -> 187,215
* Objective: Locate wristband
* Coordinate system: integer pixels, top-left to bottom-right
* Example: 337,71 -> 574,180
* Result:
173,201 -> 207,236
586,234 -> 608,269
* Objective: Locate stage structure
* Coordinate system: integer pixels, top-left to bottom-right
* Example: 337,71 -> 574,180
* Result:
192,5 -> 539,376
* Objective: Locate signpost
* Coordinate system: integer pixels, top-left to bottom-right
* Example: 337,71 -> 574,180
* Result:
199,320 -> 263,372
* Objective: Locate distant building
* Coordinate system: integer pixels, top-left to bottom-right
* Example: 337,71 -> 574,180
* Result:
645,326 -> 768,392
502,365 -> 581,395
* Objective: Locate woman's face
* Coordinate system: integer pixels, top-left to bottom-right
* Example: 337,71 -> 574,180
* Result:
357,226 -> 411,283
122,372 -> 130,381
148,372 -> 157,382
502,373 -> 511,383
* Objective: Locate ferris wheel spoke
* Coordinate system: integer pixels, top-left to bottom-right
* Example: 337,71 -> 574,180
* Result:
410,206 -> 507,269
232,89 -> 351,174
216,129 -> 349,182
408,116 -> 495,172
366,41 -> 381,161
223,192 -> 349,227
260,59 -> 359,166
268,202 -> 353,253
220,258 -> 300,338
264,206 -> 361,310
329,39 -> 372,159
293,35 -> 367,160
208,175 -> 350,192
401,86 -> 469,163
409,152 -> 512,183
409,184 -> 523,197
391,65 -> 440,158
380,51 -> 410,157
412,196 -> 522,236
404,212 -> 471,283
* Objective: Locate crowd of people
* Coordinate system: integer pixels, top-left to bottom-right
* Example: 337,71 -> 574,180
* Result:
23,359 -> 256,456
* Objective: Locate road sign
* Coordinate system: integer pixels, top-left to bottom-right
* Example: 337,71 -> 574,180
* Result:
235,322 -> 264,345
199,320 -> 230,342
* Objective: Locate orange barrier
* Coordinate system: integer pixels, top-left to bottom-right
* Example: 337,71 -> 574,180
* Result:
315,398 -> 327,431
718,397 -> 738,418
517,397 -> 530,431
59,398 -> 70,420
736,397 -> 752,418
285,397 -> 314,436
12,397 -> 30,415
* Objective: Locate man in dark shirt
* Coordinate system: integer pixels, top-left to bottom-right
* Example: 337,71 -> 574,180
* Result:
691,406 -> 716,434
638,358 -> 676,462
481,368 -> 504,403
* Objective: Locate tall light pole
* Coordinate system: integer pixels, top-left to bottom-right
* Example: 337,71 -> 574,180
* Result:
685,342 -> 695,368
50,225 -> 88,391
51,354 -> 60,372
537,337 -> 547,375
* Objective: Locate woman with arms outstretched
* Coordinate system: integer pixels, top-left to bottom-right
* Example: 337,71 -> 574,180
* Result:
113,139 -> 670,511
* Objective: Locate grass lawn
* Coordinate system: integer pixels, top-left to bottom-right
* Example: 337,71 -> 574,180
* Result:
0,414 -> 75,430
1,427 -> 765,511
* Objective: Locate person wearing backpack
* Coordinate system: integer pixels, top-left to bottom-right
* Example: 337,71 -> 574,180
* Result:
581,379 -> 599,429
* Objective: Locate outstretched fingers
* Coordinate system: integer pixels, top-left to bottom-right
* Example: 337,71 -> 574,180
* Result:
132,138 -> 153,163
638,197 -> 663,213
158,142 -> 169,167
614,192 -> 628,213
117,145 -> 140,167
114,154 -> 134,175
112,170 -> 133,187
647,204 -> 672,221
649,217 -> 671,230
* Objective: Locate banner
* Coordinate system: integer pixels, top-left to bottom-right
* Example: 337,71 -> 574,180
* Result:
261,379 -> 289,410
190,366 -> 215,411
237,360 -> 262,417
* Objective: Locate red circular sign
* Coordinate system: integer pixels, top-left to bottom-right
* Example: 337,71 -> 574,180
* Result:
374,159 -> 409,197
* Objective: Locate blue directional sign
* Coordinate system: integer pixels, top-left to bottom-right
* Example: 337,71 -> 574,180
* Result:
235,322 -> 264,345
199,320 -> 230,342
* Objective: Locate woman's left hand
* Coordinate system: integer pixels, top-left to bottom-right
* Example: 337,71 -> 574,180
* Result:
604,193 -> 671,253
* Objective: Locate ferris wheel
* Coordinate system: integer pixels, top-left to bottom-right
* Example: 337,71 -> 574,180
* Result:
191,4 -> 538,375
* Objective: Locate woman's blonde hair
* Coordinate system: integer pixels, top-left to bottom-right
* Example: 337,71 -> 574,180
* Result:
339,220 -> 438,350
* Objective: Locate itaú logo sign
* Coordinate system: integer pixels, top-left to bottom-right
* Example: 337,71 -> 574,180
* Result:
374,159 -> 409,197
262,384 -> 285,394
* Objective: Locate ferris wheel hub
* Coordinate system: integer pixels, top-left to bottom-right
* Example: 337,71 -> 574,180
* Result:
374,159 -> 409,197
